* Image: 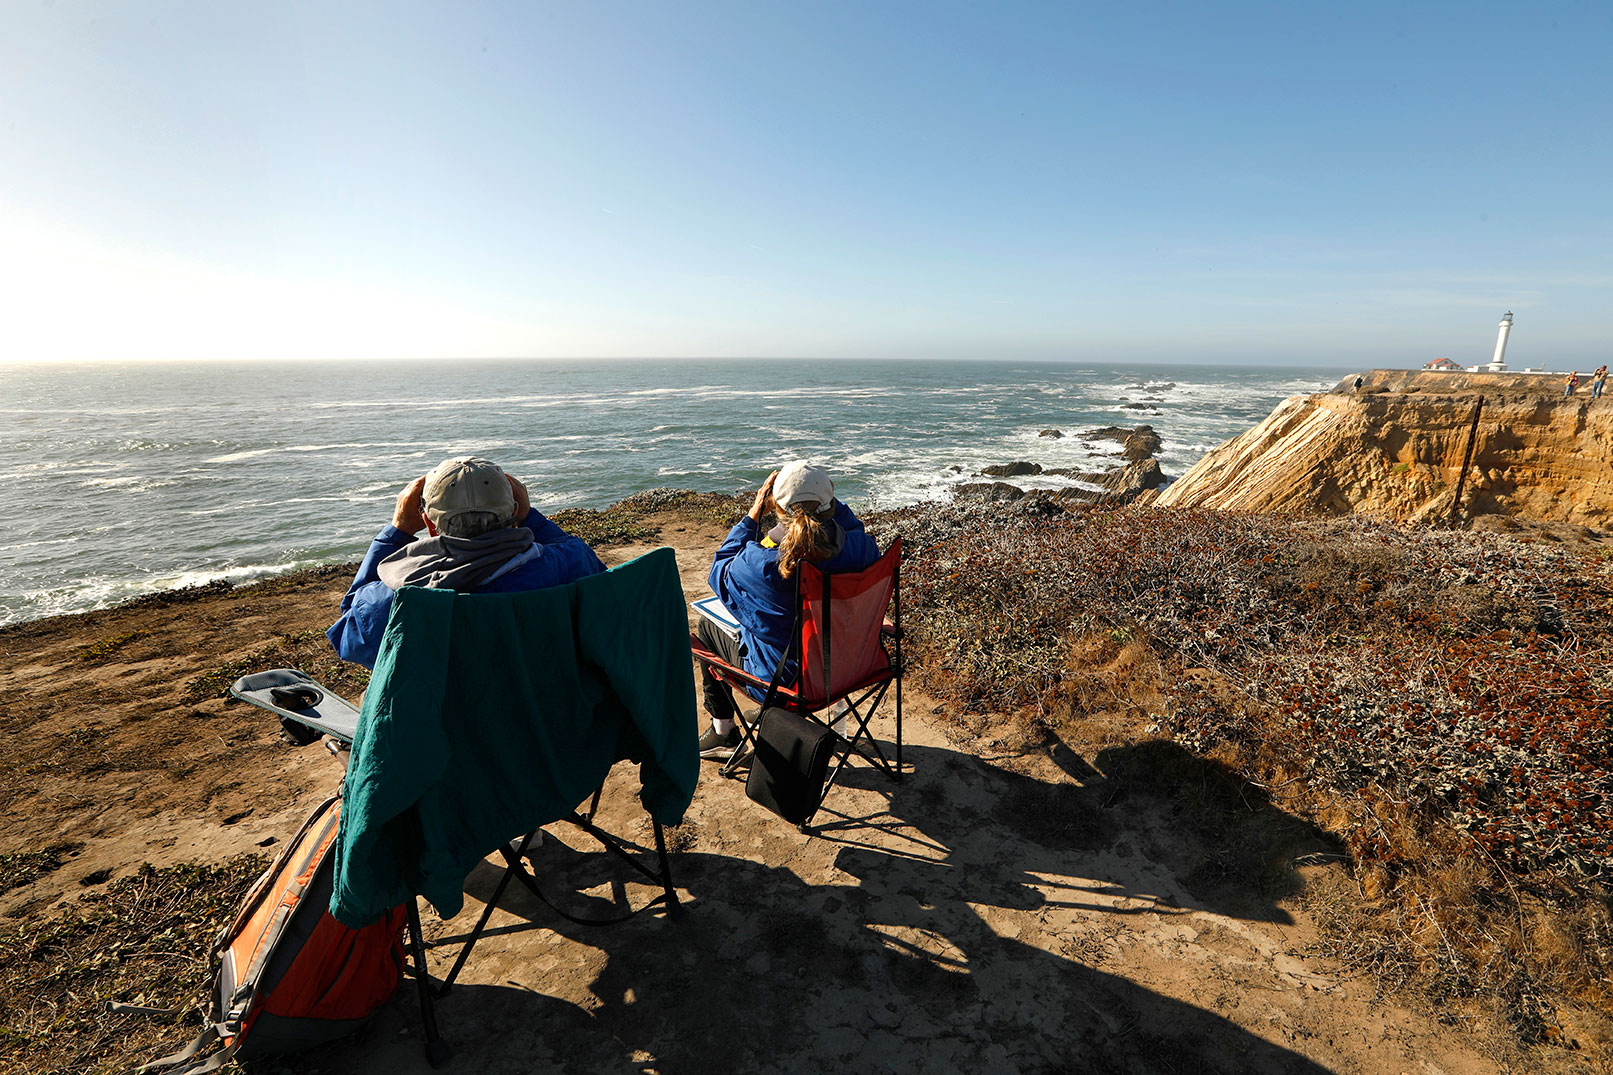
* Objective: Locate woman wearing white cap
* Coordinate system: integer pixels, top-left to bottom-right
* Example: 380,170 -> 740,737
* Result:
697,461 -> 880,760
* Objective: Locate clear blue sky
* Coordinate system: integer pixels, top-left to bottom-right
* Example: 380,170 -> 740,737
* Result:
2,1 -> 1608,365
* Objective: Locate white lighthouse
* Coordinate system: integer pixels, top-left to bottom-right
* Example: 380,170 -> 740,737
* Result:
1487,311 -> 1513,371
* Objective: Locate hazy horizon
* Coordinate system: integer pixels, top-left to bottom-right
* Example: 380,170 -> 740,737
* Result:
3,3 -> 1608,367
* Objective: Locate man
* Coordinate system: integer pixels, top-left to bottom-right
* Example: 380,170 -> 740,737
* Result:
1594,366 -> 1608,400
327,457 -> 606,668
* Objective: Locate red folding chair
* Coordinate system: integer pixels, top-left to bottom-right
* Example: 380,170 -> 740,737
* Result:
691,538 -> 904,810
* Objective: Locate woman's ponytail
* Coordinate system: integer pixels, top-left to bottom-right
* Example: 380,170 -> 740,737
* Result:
776,503 -> 838,578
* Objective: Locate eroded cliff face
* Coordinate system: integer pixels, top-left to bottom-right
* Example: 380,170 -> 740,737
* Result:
1157,371 -> 1613,526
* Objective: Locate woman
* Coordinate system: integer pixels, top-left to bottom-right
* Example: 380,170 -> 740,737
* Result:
696,461 -> 881,760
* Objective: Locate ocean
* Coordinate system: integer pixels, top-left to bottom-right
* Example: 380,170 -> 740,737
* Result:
0,358 -> 1333,627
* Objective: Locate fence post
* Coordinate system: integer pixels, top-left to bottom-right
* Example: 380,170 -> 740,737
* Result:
1447,396 -> 1485,527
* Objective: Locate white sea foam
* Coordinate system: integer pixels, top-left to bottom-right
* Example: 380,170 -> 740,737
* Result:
77,475 -> 181,490
15,460 -> 125,474
310,394 -> 573,410
3,560 -> 311,627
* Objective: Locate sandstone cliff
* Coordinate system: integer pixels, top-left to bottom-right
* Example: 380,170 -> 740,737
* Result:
1156,371 -> 1613,526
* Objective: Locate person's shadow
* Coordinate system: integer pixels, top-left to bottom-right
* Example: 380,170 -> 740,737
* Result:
305,734 -> 1348,1074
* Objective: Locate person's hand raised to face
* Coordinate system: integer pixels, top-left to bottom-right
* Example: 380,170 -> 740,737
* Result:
748,470 -> 779,522
392,476 -> 428,534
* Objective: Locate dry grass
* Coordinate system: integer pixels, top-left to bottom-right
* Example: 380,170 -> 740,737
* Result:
869,498 -> 1613,1047
0,856 -> 266,1075
181,627 -> 371,704
551,488 -> 748,547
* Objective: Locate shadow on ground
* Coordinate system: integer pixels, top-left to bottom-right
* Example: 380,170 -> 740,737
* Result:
304,737 -> 1345,1075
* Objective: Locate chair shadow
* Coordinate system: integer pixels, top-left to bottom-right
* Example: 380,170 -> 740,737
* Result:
818,736 -> 1346,926
320,735 -> 1350,1075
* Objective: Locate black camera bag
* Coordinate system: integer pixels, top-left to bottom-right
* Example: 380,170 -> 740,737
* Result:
745,707 -> 835,825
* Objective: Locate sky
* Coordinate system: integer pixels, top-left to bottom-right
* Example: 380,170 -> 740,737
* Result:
1,1 -> 1609,366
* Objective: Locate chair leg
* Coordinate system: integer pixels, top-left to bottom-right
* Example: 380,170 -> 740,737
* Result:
652,820 -> 681,918
894,668 -> 903,776
406,901 -> 453,1068
816,681 -> 902,814
567,815 -> 674,892
845,684 -> 897,769
437,834 -> 532,992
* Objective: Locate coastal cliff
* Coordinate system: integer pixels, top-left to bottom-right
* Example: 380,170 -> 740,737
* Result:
1156,370 -> 1613,526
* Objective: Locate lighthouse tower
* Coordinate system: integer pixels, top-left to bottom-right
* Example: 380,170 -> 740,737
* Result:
1488,311 -> 1513,371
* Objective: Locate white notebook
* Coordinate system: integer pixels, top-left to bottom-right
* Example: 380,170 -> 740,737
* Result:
691,596 -> 742,641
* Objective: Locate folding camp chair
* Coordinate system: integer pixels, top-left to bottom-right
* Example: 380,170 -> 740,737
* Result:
232,669 -> 680,1067
690,538 -> 904,824
229,549 -> 698,1067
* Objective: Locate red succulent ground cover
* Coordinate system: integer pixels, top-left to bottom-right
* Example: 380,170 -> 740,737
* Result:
869,500 -> 1613,1021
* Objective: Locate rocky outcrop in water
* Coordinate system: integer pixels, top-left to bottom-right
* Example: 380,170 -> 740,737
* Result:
1097,458 -> 1167,497
1083,425 -> 1162,462
958,424 -> 1167,508
1157,371 -> 1613,526
981,462 -> 1043,478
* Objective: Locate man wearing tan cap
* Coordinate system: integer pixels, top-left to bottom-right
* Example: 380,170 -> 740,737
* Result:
327,457 -> 605,668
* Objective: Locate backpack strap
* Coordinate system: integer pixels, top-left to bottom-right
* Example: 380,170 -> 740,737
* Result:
126,1021 -> 237,1074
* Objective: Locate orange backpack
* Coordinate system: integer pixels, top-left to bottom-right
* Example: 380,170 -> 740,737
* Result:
127,793 -> 407,1073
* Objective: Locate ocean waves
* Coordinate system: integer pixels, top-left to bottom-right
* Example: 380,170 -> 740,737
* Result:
0,358 -> 1330,625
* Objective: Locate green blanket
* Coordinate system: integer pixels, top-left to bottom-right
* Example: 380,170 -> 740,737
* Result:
331,547 -> 699,927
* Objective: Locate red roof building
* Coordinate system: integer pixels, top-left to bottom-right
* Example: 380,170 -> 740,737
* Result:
1423,357 -> 1463,371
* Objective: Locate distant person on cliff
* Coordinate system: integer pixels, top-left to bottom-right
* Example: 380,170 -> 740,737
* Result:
1594,366 -> 1608,399
1566,372 -> 1580,397
326,457 -> 606,669
695,462 -> 880,761
1353,375 -> 1364,394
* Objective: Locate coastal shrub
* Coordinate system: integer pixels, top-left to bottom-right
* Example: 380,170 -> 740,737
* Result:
181,628 -> 370,704
551,488 -> 748,547
548,506 -> 660,546
886,503 -> 1612,874
0,855 -> 265,1075
0,842 -> 83,896
80,631 -> 147,664
873,499 -> 1613,1026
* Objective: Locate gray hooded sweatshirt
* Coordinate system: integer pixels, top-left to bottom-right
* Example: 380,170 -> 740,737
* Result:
375,527 -> 540,592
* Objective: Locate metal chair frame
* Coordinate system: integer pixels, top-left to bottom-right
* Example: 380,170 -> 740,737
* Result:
692,538 -> 904,820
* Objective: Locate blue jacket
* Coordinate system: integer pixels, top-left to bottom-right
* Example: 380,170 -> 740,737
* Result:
708,501 -> 879,699
327,509 -> 606,668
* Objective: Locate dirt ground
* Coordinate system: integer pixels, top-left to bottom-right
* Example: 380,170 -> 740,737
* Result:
0,513 -> 1597,1074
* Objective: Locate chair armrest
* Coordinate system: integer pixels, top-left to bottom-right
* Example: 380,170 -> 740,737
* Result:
230,668 -> 361,746
690,638 -> 799,702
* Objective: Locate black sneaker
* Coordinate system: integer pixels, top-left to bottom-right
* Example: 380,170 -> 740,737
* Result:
697,725 -> 740,760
